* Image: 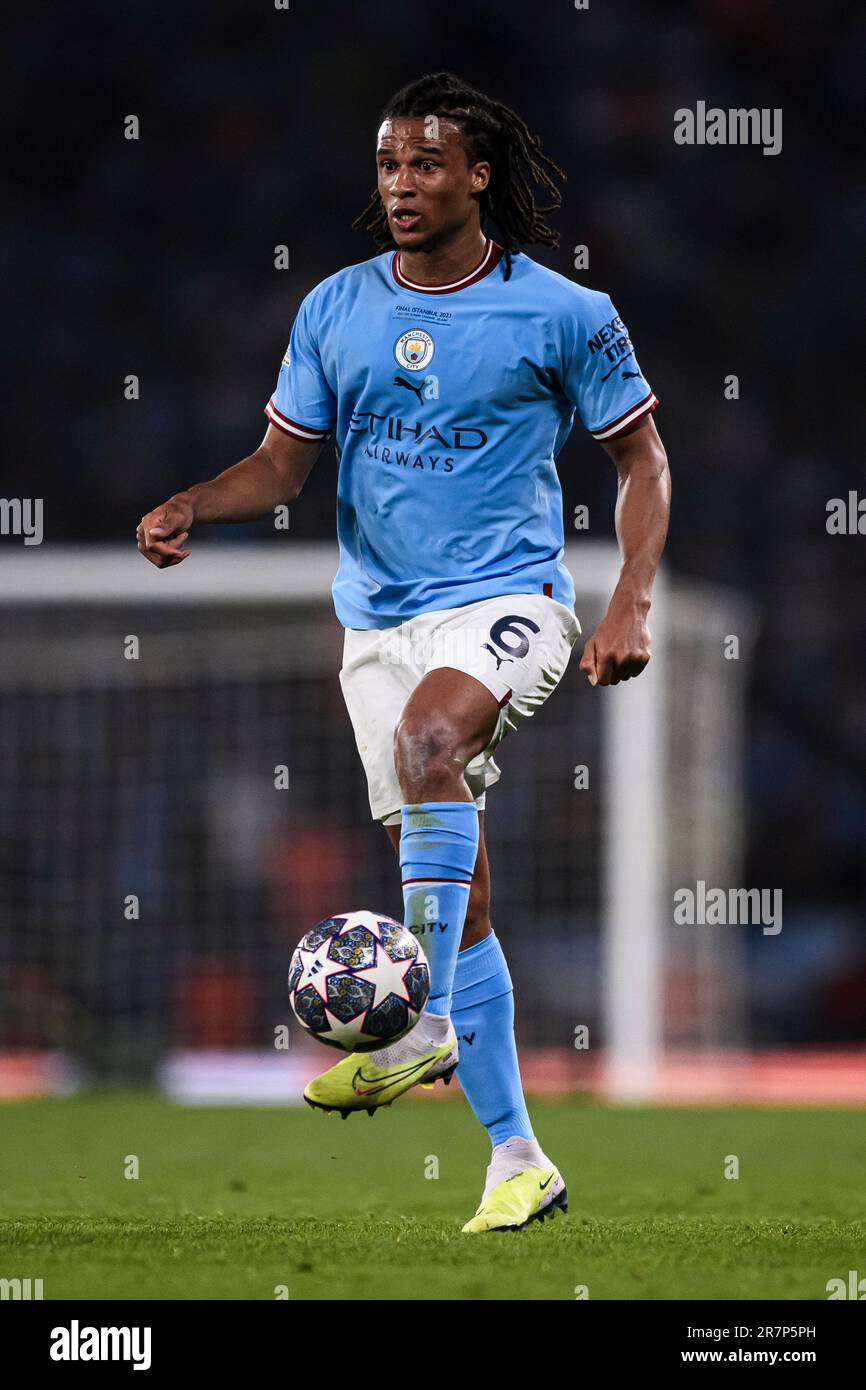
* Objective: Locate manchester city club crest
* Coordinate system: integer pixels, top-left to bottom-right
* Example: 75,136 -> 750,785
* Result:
394,328 -> 435,372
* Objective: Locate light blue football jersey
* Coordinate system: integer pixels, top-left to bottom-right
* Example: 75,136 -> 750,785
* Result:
265,239 -> 658,630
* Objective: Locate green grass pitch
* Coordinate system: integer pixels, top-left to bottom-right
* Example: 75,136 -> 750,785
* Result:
0,1093 -> 863,1300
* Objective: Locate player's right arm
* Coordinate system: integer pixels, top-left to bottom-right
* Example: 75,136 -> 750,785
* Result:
136,424 -> 324,568
139,279 -> 336,567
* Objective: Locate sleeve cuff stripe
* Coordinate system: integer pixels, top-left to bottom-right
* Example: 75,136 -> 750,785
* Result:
264,400 -> 329,441
591,391 -> 658,441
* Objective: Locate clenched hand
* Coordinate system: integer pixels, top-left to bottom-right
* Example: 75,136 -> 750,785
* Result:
136,495 -> 194,568
579,601 -> 652,686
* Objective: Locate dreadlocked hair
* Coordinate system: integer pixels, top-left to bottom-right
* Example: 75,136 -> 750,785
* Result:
352,71 -> 565,281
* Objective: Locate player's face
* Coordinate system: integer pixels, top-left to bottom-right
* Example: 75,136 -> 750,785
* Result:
375,117 -> 489,249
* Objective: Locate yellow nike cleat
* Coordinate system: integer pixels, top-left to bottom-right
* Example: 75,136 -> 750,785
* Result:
304,1018 -> 458,1118
462,1152 -> 568,1233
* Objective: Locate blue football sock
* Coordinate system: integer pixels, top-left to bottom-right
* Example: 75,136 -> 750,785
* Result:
400,801 -> 479,1017
451,932 -> 534,1147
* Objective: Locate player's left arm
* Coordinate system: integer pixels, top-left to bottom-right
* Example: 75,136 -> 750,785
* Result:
579,414 -> 671,687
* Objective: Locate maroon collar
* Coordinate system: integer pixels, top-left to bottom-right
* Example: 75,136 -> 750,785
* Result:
391,238 -> 504,295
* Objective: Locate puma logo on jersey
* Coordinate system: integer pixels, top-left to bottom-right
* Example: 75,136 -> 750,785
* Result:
460,1032 -> 476,1045
393,375 -> 424,403
600,350 -> 635,382
482,643 -> 514,671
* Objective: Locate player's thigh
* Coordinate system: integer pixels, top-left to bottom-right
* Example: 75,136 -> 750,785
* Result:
338,626 -> 419,820
424,593 -> 581,748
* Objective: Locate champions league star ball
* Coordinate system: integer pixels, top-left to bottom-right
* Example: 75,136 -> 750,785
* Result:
288,911 -> 430,1051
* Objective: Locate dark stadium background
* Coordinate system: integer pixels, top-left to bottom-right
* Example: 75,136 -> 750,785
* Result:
3,0 -> 864,1058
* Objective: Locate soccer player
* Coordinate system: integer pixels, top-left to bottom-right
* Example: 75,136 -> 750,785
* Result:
137,72 -> 671,1233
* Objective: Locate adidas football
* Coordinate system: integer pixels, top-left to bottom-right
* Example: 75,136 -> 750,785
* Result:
288,911 -> 430,1051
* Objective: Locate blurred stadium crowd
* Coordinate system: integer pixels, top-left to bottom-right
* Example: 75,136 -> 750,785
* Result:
4,0 -> 864,1046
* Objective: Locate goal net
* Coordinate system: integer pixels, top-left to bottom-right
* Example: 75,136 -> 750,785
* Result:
0,541 -> 754,1101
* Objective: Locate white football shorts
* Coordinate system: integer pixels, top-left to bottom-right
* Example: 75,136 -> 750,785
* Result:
338,591 -> 581,824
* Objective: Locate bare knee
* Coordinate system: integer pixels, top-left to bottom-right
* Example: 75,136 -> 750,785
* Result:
394,711 -> 468,802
